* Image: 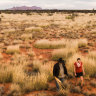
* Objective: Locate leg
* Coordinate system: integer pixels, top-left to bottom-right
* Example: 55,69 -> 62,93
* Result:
55,79 -> 59,90
80,76 -> 84,86
76,77 -> 79,86
60,78 -> 64,83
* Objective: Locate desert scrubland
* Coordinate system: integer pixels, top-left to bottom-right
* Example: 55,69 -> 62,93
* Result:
0,12 -> 96,96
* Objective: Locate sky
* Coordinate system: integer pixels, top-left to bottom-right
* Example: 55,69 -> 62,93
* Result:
0,0 -> 96,10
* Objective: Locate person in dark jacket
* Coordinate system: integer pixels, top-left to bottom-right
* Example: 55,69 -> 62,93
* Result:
53,58 -> 68,90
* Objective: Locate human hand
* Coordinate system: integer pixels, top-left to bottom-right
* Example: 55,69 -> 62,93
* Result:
83,72 -> 85,76
75,73 -> 76,76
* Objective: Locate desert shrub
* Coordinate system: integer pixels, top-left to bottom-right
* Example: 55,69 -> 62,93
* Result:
0,86 -> 5,96
12,65 -> 27,85
0,67 -> 13,83
32,60 -> 42,73
89,13 -> 93,16
57,89 -> 69,96
65,13 -> 78,20
78,39 -> 88,48
0,59 -> 49,93
33,73 -> 48,90
25,27 -> 42,32
35,92 -> 53,96
21,33 -> 32,40
27,50 -> 35,57
23,73 -> 48,92
13,40 -> 23,45
70,86 -> 81,93
48,13 -> 53,16
82,57 -> 96,77
65,14 -> 74,20
89,93 -> 96,96
2,28 -> 15,33
6,45 -> 20,54
34,39 -> 51,49
40,63 -> 54,82
90,80 -> 96,88
34,39 -> 67,49
88,51 -> 96,59
0,53 -> 3,59
34,39 -> 85,50
7,83 -> 22,96
61,80 -> 70,90
49,23 -> 60,28
22,60 -> 50,92
83,91 -> 90,96
0,18 -> 1,22
52,48 -> 76,60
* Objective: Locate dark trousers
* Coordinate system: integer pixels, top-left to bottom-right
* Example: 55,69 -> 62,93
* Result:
55,77 -> 64,90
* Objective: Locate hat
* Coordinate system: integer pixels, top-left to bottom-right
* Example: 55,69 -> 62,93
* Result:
58,58 -> 63,63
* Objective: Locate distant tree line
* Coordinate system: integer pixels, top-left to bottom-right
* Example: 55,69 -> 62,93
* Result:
0,9 -> 96,14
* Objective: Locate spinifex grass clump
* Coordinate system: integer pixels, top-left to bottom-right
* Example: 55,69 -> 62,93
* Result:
34,39 -> 67,49
7,83 -> 22,96
88,51 -> 96,59
6,45 -> 20,54
21,33 -> 33,40
34,39 -> 88,50
52,48 -> 76,60
90,80 -> 96,88
78,39 -> 88,48
0,67 -> 13,83
70,86 -> 81,93
0,56 -> 51,94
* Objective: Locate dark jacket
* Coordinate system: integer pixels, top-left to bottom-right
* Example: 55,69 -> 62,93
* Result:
53,61 -> 68,78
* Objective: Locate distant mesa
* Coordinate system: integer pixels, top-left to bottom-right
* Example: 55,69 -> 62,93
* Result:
8,6 -> 42,10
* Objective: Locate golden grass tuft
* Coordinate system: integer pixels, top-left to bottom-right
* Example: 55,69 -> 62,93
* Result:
52,48 -> 76,60
88,51 -> 96,59
21,33 -> 33,40
0,53 -> 3,59
34,39 -> 68,49
78,39 -> 88,48
6,45 -> 20,54
8,83 -> 22,96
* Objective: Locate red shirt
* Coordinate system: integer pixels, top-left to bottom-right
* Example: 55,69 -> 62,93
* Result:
74,62 -> 83,73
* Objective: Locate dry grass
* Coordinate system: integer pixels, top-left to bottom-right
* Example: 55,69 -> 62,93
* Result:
1,28 -> 15,33
34,39 -> 67,49
6,45 -> 20,54
70,86 -> 81,93
90,80 -> 96,88
78,39 -> 88,48
0,12 -> 96,95
0,53 -> 3,59
25,27 -> 43,32
52,48 -> 76,60
0,67 -> 13,83
8,83 -> 22,96
34,39 -> 88,50
88,51 -> 96,59
0,57 -> 52,94
21,33 -> 33,40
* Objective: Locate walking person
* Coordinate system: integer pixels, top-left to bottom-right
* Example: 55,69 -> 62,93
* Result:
74,58 -> 85,88
53,58 -> 68,90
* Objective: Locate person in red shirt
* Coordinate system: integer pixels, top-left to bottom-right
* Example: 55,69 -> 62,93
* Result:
74,58 -> 85,87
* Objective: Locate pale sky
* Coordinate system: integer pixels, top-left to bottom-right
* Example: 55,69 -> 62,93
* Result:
0,0 -> 96,10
